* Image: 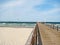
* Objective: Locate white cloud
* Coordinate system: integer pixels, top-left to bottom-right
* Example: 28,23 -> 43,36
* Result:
0,0 -> 44,13
1,0 -> 44,8
43,8 -> 60,15
1,0 -> 44,11
1,1 -> 24,8
0,0 -> 60,22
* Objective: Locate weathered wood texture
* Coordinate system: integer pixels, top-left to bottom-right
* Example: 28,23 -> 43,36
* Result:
37,23 -> 60,45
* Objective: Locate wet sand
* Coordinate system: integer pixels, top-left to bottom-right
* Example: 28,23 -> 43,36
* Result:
0,27 -> 34,45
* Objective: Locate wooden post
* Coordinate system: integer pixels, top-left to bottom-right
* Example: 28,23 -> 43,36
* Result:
57,26 -> 58,31
53,24 -> 54,29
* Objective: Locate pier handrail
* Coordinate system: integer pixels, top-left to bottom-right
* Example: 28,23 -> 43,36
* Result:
26,22 -> 42,45
25,30 -> 34,45
30,22 -> 42,45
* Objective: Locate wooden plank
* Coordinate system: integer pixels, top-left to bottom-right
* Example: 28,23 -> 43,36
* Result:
37,23 -> 60,45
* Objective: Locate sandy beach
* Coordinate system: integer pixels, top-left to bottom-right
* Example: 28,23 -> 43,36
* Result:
0,27 -> 34,45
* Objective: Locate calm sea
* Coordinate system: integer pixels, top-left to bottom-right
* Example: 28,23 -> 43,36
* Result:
0,22 -> 36,28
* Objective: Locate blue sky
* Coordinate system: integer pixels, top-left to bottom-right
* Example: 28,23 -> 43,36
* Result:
0,0 -> 60,22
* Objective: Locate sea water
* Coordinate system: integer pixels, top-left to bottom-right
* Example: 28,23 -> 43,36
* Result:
0,22 -> 60,28
0,22 -> 36,28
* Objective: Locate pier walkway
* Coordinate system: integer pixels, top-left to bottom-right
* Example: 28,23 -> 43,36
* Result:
38,23 -> 60,45
30,23 -> 60,45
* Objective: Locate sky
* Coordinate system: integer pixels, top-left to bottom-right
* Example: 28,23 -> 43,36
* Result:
0,0 -> 60,22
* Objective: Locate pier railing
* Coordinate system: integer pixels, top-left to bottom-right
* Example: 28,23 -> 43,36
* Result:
43,23 -> 60,31
25,23 -> 42,45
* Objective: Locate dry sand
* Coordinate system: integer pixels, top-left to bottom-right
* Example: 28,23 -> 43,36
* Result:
0,27 -> 34,45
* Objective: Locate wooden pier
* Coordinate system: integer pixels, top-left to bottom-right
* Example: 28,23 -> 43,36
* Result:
30,22 -> 60,45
